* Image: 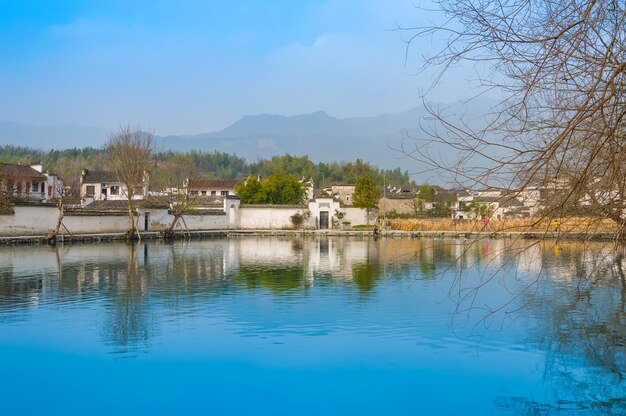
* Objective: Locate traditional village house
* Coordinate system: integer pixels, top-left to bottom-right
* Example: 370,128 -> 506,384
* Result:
183,178 -> 240,196
452,190 -> 498,220
0,163 -> 63,202
378,185 -> 456,218
300,177 -> 314,201
327,184 -> 356,205
452,189 -> 527,219
80,169 -> 149,203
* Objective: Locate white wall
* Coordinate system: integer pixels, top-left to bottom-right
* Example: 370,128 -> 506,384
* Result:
239,206 -> 305,229
343,207 -> 369,225
0,205 -> 132,236
0,198 -> 366,235
63,213 -> 130,234
0,205 -> 58,235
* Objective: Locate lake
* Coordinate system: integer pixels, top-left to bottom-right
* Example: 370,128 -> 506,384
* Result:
0,237 -> 624,415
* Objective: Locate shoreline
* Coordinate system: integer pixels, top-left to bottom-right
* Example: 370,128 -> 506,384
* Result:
0,229 -> 617,246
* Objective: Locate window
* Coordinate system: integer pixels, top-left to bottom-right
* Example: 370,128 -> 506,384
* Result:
110,186 -> 119,195
201,191 -> 207,195
32,182 -> 39,192
86,185 -> 95,196
211,191 -> 216,195
221,190 -> 229,196
190,190 -> 199,195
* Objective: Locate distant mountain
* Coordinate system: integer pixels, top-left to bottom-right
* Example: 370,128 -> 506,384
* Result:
0,120 -> 109,150
156,98 -> 497,177
0,98 -> 498,180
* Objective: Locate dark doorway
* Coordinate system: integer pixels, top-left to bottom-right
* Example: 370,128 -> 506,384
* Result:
320,211 -> 329,229
101,189 -> 107,200
144,212 -> 149,231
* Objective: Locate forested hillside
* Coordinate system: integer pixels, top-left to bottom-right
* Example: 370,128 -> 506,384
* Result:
0,145 -> 413,189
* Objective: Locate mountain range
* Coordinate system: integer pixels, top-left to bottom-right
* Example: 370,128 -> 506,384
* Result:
0,98 -> 496,178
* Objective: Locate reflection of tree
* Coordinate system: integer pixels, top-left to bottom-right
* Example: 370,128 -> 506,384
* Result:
351,261 -> 381,293
237,265 -> 307,295
496,243 -> 626,414
100,243 -> 156,355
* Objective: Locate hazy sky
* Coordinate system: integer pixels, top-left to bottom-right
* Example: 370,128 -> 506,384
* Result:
0,0 -> 473,135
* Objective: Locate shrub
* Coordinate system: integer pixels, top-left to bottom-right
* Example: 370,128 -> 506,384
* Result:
290,212 -> 304,229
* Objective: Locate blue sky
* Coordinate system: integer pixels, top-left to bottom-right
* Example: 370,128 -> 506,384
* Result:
0,0 -> 473,135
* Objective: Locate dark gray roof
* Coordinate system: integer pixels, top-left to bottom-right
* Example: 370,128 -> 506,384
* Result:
0,163 -> 46,180
187,179 -> 240,189
474,195 -> 501,203
82,170 -> 118,183
498,196 -> 524,208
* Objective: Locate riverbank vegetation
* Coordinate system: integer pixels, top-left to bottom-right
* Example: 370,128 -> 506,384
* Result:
389,217 -> 619,234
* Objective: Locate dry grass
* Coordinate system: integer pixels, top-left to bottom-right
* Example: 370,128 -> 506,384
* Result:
388,217 -> 618,233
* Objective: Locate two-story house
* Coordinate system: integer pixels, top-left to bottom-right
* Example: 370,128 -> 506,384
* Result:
80,169 -> 148,202
183,179 -> 240,196
0,163 -> 63,202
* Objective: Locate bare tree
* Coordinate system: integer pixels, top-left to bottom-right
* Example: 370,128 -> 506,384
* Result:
107,125 -> 153,241
402,0 -> 626,238
43,179 -> 70,244
158,153 -> 198,237
0,172 -> 13,214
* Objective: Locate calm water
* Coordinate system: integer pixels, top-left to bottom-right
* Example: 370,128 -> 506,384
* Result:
0,237 -> 624,415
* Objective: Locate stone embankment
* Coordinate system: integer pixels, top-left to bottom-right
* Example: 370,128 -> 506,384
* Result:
0,229 -> 617,246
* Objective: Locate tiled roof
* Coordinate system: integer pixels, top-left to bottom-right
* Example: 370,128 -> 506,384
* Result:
79,195 -> 226,212
82,170 -> 118,183
498,196 -> 524,208
0,163 -> 46,180
79,200 -> 130,211
475,195 -> 501,203
187,179 -> 240,189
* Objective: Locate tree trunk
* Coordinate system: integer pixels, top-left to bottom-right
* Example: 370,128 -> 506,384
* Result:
163,215 -> 180,239
126,200 -> 135,241
42,203 -> 64,244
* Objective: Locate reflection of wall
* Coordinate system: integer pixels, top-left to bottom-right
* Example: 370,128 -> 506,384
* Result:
238,238 -> 303,266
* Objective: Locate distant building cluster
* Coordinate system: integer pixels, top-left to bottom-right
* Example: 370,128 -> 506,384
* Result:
1,161 -> 556,224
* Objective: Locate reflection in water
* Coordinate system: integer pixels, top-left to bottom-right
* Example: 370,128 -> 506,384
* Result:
0,237 -> 625,414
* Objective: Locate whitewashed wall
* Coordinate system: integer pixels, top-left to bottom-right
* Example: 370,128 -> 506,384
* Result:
0,205 -> 131,236
238,206 -> 305,229
0,205 -> 58,236
176,213 -> 229,230
63,213 -> 129,234
0,198 -> 367,235
141,205 -> 234,232
343,207 -> 370,225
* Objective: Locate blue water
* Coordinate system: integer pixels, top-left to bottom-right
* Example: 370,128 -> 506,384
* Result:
0,237 -> 624,414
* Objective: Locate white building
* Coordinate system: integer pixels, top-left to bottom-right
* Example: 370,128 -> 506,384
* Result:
80,169 -> 148,203
0,163 -> 64,202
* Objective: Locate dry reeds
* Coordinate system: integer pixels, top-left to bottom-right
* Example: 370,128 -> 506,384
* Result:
388,217 -> 618,234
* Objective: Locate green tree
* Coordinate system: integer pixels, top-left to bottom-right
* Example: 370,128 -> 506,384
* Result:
353,175 -> 380,224
418,184 -> 436,202
235,176 -> 263,204
236,174 -> 306,205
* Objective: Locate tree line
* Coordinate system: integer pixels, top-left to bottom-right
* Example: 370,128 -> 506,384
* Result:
0,145 -> 412,190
